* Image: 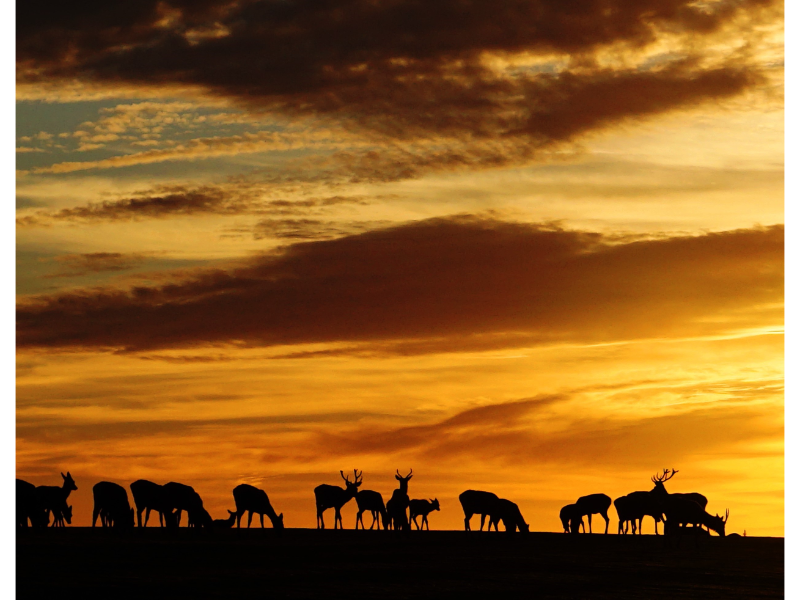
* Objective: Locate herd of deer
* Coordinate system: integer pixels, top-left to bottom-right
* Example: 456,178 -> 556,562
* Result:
16,468 -> 730,545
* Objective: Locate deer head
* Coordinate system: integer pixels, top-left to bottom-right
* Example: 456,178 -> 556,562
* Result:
395,469 -> 413,492
650,468 -> 677,495
430,498 -> 440,511
340,469 -> 363,497
274,512 -> 285,531
708,508 -> 730,537
63,505 -> 73,525
61,471 -> 78,492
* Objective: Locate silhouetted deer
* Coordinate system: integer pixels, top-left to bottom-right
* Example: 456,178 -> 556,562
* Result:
355,489 -> 387,530
624,491 -> 664,535
130,479 -> 175,527
16,479 -> 48,528
409,498 -> 439,530
386,469 -> 413,531
489,498 -> 530,534
213,510 -> 237,528
314,469 -> 362,529
51,504 -> 73,527
92,481 -> 135,529
573,493 -> 611,533
35,472 -> 77,527
163,482 -> 209,528
459,490 -> 500,531
559,503 -> 581,533
233,484 -> 284,531
613,495 -> 637,535
663,496 -> 728,547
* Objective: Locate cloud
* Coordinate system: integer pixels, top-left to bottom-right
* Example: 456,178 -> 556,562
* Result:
16,217 -> 783,353
312,392 -> 783,469
44,252 -> 150,278
17,1 -> 780,151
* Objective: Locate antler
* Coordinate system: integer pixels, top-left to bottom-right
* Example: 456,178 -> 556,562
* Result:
651,468 -> 678,483
406,468 -> 413,478
340,470 -> 351,483
354,469 -> 362,483
724,509 -> 729,523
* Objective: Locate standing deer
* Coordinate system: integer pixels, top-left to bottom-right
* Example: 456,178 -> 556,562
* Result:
409,498 -> 439,530
355,489 -> 387,530
17,479 -> 48,528
624,491 -> 664,535
35,472 -> 77,528
130,480 -> 175,528
613,495 -> 637,535
386,469 -> 412,531
459,490 -> 500,531
233,484 -> 284,531
663,496 -> 728,547
92,481 -> 135,529
574,493 -> 612,534
314,469 -> 362,529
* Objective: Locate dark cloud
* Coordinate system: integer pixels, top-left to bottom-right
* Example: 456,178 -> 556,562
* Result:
17,0 -> 778,146
313,393 -> 782,468
16,217 -> 783,353
44,252 -> 149,278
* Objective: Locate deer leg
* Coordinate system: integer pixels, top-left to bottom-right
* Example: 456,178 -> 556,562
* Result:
260,513 -> 265,529
588,514 -> 593,534
602,511 -> 609,534
92,506 -> 100,527
424,515 -> 429,530
479,514 -> 487,531
247,511 -> 254,528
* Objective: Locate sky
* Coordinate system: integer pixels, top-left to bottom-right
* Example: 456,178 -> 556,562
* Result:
15,0 -> 784,534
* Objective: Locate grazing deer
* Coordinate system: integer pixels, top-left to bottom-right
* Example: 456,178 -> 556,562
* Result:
92,481 -> 135,529
213,510 -> 238,528
575,493 -> 612,534
314,469 -> 362,529
559,504 -> 582,533
52,504 -> 73,527
163,482 -> 208,527
386,469 -> 413,532
16,479 -> 48,528
409,498 -> 440,530
613,495 -> 637,535
355,489 -> 388,530
35,472 -> 78,527
131,480 -> 174,527
489,498 -> 529,534
233,484 -> 284,531
663,496 -> 728,547
188,506 -> 213,528
459,490 -> 500,531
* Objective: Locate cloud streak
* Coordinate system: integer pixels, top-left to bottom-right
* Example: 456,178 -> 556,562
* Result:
16,217 -> 783,353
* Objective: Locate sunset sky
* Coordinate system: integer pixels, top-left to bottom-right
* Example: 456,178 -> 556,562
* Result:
15,1 -> 784,534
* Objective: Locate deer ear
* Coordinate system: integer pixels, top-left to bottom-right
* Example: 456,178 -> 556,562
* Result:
61,472 -> 66,479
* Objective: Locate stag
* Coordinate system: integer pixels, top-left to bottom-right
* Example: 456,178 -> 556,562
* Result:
35,472 -> 77,527
663,496 -> 728,547
459,490 -> 500,531
233,484 -> 284,531
409,498 -> 440,530
613,495 -> 637,535
16,479 -> 48,528
314,469 -> 362,529
92,481 -> 135,529
386,469 -> 413,531
574,493 -> 612,534
355,489 -> 387,530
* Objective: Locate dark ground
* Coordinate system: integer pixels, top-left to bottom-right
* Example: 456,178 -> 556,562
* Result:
17,528 -> 783,599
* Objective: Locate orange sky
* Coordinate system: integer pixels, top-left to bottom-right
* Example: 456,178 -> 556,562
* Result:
16,0 -> 783,534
